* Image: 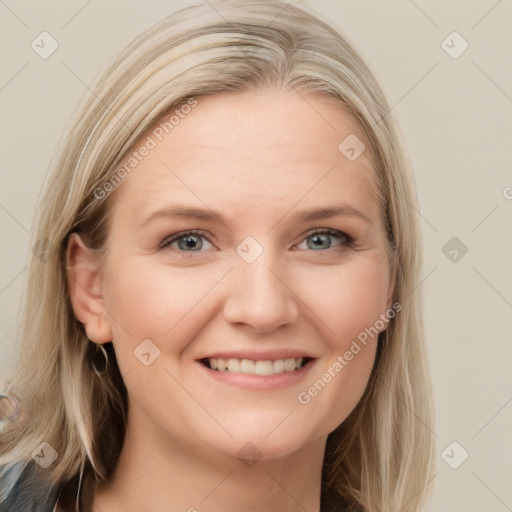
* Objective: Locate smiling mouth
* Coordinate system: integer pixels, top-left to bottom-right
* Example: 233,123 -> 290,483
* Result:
200,357 -> 313,376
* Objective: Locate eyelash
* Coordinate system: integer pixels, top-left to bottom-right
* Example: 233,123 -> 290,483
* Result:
159,229 -> 211,252
158,228 -> 353,253
295,228 -> 353,250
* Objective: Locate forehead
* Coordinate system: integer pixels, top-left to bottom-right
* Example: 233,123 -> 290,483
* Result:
109,89 -> 380,227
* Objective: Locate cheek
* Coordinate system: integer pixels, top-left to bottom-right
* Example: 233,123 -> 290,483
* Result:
293,255 -> 390,428
103,256 -> 228,352
298,254 -> 392,343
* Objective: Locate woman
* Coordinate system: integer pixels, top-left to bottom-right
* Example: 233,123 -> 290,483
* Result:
0,1 -> 435,510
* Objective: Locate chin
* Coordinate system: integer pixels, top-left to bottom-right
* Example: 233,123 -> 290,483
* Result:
198,414 -> 327,463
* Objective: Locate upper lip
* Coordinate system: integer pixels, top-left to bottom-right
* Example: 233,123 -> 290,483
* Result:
196,350 -> 317,361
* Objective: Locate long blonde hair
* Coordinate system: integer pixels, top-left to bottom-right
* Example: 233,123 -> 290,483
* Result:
0,1 -> 435,510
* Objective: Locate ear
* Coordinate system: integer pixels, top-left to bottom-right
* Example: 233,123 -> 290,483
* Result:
66,233 -> 113,344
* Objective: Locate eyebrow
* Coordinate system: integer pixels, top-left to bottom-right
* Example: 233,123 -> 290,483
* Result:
139,205 -> 221,228
290,205 -> 372,224
139,204 -> 372,228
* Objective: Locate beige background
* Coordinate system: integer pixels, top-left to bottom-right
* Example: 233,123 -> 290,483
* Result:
1,1 -> 511,510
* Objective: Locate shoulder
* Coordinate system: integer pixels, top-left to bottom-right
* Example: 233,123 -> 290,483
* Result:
0,459 -> 59,511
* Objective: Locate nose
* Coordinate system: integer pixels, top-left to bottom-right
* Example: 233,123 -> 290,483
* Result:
222,256 -> 300,334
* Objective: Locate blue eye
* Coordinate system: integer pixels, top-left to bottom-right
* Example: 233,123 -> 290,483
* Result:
297,229 -> 351,251
159,230 -> 213,252
159,228 -> 351,253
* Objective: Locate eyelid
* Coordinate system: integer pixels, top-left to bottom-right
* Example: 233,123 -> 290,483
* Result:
159,229 -> 214,251
295,227 -> 353,247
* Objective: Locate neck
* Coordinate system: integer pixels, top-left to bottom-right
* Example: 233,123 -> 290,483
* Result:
92,411 -> 327,512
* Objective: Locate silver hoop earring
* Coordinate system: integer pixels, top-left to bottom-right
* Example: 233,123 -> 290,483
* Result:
91,343 -> 109,378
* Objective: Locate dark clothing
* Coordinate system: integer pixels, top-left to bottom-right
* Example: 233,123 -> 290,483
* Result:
0,460 -> 94,512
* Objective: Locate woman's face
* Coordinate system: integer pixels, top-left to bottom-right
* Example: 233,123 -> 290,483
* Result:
92,89 -> 394,460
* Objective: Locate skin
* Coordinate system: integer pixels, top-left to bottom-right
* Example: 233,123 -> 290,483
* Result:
67,88 -> 395,512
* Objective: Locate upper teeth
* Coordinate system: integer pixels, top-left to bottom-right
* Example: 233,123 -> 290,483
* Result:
208,358 -> 304,375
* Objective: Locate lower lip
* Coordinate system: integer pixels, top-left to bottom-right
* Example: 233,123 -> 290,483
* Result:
196,360 -> 316,391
